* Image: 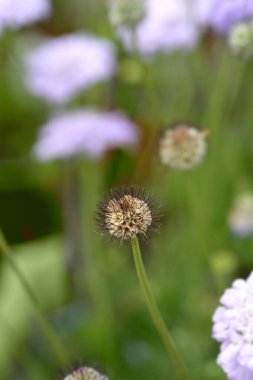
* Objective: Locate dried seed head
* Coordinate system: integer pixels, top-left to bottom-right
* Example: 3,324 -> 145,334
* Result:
159,124 -> 208,170
108,0 -> 146,28
96,186 -> 159,240
63,367 -> 108,380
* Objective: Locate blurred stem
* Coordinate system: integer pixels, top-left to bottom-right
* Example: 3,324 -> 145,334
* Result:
61,160 -> 83,294
0,229 -> 70,369
130,237 -> 189,380
79,160 -> 118,366
130,29 -> 161,125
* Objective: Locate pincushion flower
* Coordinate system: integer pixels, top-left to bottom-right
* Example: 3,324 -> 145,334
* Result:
116,0 -> 198,58
63,367 -> 108,380
228,193 -> 253,237
194,0 -> 253,34
212,272 -> 253,379
0,0 -> 50,34
24,33 -> 116,103
33,109 -> 140,161
159,124 -> 208,170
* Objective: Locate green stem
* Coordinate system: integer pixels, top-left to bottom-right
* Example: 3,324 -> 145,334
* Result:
131,237 -> 189,380
0,229 -> 70,369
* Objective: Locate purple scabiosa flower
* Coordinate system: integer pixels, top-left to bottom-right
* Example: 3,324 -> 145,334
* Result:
212,272 -> 253,379
116,0 -> 199,58
194,0 -> 253,34
228,193 -> 253,237
24,33 -> 116,104
33,109 -> 140,161
0,0 -> 50,33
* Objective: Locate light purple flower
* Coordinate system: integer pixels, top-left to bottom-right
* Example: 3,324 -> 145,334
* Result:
0,0 -> 50,34
33,109 -> 140,161
117,0 -> 199,58
24,33 -> 116,104
213,272 -> 253,379
194,0 -> 253,34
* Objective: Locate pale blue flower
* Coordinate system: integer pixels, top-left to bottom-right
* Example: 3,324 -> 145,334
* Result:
25,33 -> 116,103
33,109 -> 140,161
117,0 -> 199,58
0,0 -> 51,34
213,272 -> 253,379
194,0 -> 253,34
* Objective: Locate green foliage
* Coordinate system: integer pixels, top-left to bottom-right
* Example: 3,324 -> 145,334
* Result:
1,2 -> 253,380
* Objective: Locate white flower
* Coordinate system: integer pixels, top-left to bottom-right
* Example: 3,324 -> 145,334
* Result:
159,124 -> 208,170
24,33 -> 116,103
33,109 -> 140,161
228,193 -> 253,237
116,0 -> 199,58
213,272 -> 253,380
228,20 -> 253,57
0,0 -> 50,33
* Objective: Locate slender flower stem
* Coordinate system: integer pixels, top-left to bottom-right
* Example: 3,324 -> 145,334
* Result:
131,237 -> 189,380
0,229 -> 70,369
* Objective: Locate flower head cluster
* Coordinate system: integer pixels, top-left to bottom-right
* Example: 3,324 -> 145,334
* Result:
24,33 -> 116,104
116,0 -> 199,58
63,367 -> 108,380
213,272 -> 253,379
228,20 -> 253,57
159,124 -> 208,170
0,0 -> 50,34
33,109 -> 140,161
228,192 -> 253,237
108,0 -> 146,28
96,186 -> 159,240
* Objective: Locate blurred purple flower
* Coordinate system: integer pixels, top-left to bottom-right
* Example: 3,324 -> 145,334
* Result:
194,0 -> 253,34
213,272 -> 253,379
33,109 -> 140,161
0,0 -> 50,33
117,0 -> 199,58
24,33 -> 116,103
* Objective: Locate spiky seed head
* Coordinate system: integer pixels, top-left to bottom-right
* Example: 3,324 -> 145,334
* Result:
159,124 -> 208,170
96,186 -> 159,240
63,367 -> 108,380
108,0 -> 146,28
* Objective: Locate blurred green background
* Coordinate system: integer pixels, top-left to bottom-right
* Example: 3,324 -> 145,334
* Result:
1,1 -> 253,379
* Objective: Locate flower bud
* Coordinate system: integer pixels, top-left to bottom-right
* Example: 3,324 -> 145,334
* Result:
159,124 -> 208,170
108,0 -> 146,28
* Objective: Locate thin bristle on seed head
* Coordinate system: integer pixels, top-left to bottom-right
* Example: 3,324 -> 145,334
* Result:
96,185 -> 160,240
